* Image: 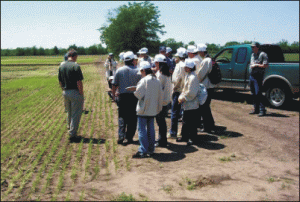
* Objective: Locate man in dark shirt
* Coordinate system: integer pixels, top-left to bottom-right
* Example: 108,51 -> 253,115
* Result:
249,42 -> 269,117
58,49 -> 84,142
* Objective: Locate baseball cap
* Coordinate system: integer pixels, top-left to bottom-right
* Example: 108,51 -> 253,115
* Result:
154,54 -> 167,63
251,42 -> 260,48
159,46 -> 166,52
184,59 -> 195,69
109,53 -> 114,56
139,47 -> 148,54
187,45 -> 198,53
119,52 -> 125,60
123,51 -> 135,61
197,43 -> 207,52
166,47 -> 172,53
176,47 -> 187,58
139,61 -> 151,70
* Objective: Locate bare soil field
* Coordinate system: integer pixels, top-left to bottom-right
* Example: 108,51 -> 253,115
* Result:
1,61 -> 299,201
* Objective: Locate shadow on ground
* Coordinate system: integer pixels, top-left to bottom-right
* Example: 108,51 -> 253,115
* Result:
151,142 -> 198,162
70,137 -> 106,144
212,90 -> 299,112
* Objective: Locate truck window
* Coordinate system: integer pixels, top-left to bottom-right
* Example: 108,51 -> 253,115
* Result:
215,49 -> 233,63
236,48 -> 247,64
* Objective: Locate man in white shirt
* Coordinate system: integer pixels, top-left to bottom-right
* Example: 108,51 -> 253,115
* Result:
169,47 -> 187,138
187,45 -> 201,73
196,43 -> 215,133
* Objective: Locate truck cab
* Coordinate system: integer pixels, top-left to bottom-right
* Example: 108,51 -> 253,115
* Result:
213,44 -> 299,108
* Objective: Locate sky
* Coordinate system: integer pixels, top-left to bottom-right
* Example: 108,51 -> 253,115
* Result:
1,1 -> 299,49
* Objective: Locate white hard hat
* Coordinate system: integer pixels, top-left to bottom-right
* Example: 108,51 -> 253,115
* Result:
139,61 -> 151,70
166,47 -> 172,53
184,58 -> 195,69
119,52 -> 125,60
154,54 -> 167,63
123,51 -> 135,61
139,47 -> 148,54
197,43 -> 207,52
176,47 -> 187,58
187,45 -> 198,53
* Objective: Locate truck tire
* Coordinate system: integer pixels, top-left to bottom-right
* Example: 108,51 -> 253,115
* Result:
266,84 -> 290,108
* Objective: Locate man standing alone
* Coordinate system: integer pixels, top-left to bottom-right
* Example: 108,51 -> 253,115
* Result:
58,49 -> 84,142
249,42 -> 268,116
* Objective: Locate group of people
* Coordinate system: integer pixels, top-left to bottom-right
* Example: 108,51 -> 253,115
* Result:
58,42 -> 268,158
105,44 -> 216,158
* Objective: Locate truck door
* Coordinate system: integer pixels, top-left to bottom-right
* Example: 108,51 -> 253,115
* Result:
215,48 -> 234,88
231,47 -> 250,90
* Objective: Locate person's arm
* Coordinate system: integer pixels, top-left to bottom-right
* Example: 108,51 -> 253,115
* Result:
196,59 -> 211,83
134,79 -> 146,100
77,80 -> 84,96
112,85 -> 118,100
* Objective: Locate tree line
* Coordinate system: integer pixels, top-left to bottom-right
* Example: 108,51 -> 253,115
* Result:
1,38 -> 298,58
1,44 -> 108,57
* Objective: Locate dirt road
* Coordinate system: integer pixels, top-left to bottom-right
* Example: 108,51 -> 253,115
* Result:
81,67 -> 299,201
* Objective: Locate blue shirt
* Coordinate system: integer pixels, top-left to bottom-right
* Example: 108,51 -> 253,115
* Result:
112,65 -> 142,94
166,56 -> 175,72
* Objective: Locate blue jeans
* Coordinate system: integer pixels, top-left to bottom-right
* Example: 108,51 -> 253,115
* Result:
138,116 -> 155,155
170,92 -> 182,136
156,105 -> 168,144
250,75 -> 265,112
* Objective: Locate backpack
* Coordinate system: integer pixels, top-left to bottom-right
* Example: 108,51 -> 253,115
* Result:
207,57 -> 222,84
197,84 -> 208,105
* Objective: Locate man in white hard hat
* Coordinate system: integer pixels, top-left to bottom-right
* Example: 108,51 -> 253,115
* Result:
187,45 -> 201,73
169,47 -> 187,139
112,51 -> 142,145
177,59 -> 200,146
166,47 -> 176,74
104,53 -> 118,89
138,47 -> 152,67
196,43 -> 215,133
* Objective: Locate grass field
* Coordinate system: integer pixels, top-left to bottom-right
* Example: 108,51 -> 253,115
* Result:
1,56 -> 126,200
1,55 -> 102,65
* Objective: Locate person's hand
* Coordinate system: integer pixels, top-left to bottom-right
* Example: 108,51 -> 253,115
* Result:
251,64 -> 258,68
178,97 -> 185,104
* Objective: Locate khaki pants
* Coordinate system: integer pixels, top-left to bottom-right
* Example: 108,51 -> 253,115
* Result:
63,90 -> 84,137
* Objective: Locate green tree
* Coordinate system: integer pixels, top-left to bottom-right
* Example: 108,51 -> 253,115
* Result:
16,48 -> 25,56
99,1 -> 165,55
97,44 -> 107,55
161,38 -> 184,52
38,47 -> 45,55
188,41 -> 195,45
224,41 -> 240,47
206,43 -> 220,55
243,40 -> 252,44
87,44 -> 98,55
68,44 -> 78,51
52,46 -> 59,55
290,41 -> 299,53
77,46 -> 86,55
31,46 -> 38,56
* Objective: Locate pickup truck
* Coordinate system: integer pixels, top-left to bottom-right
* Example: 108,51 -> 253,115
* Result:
212,44 -> 299,108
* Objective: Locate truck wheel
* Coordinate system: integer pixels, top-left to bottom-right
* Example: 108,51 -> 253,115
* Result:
266,85 -> 290,108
